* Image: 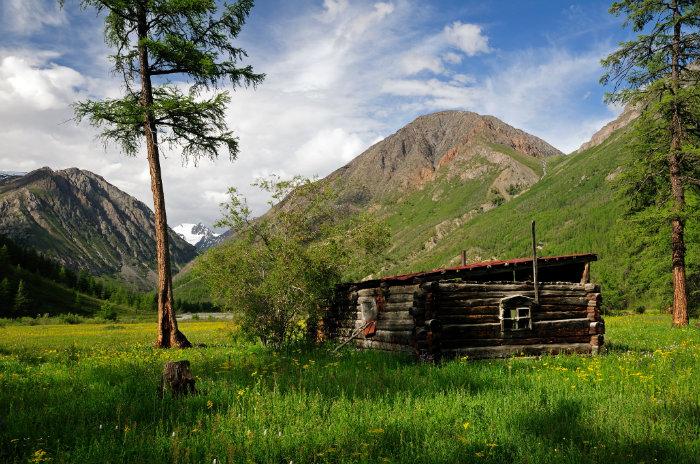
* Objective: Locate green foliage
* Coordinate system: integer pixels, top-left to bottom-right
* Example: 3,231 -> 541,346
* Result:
58,313 -> 85,325
0,244 -> 9,269
0,277 -> 13,316
0,235 -> 156,318
600,0 -> 700,214
100,301 -> 119,322
506,183 -> 523,196
0,316 -> 699,463
13,280 -> 31,314
601,1 -> 700,105
68,0 -> 264,164
196,176 -> 389,347
490,187 -> 505,206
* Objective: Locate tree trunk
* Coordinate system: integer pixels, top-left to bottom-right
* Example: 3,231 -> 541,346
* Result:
137,2 -> 191,347
669,0 -> 688,326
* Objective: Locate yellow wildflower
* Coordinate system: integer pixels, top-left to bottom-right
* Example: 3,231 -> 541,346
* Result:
29,449 -> 51,463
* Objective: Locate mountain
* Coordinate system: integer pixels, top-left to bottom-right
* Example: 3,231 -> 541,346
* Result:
574,105 -> 640,153
325,110 -> 560,205
320,110 -> 563,273
173,222 -> 222,252
0,171 -> 27,181
0,167 -> 197,288
182,108 -> 699,311
175,110 -> 562,296
374,109 -> 698,310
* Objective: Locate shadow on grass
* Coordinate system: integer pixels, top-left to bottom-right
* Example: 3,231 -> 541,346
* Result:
515,397 -> 696,464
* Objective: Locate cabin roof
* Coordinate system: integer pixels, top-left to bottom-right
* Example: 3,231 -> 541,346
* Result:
348,253 -> 597,289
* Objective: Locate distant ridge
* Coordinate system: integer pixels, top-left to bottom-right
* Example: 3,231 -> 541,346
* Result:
0,167 -> 196,288
575,105 -> 640,153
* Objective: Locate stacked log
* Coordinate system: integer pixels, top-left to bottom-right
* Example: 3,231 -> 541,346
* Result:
427,282 -> 604,359
327,280 -> 604,359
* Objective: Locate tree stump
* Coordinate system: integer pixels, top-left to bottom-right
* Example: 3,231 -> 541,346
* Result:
159,360 -> 197,398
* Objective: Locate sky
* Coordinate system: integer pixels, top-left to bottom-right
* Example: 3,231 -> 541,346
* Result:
0,0 -> 632,228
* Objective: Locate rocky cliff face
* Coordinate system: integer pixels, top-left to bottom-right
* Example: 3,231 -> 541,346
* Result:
325,111 -> 562,205
575,105 -> 640,153
0,167 -> 196,288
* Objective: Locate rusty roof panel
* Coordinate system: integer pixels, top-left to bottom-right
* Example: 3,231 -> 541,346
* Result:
349,253 -> 597,288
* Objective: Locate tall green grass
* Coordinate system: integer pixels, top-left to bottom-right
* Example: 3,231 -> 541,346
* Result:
0,317 -> 698,463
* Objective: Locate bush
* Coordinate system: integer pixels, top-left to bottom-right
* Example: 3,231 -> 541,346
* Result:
197,176 -> 389,348
100,301 -> 119,321
59,313 -> 84,325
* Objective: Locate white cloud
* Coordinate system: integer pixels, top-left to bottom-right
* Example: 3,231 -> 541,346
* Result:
202,190 -> 230,205
1,0 -> 65,35
294,128 -> 365,175
400,51 -> 444,74
0,54 -> 84,110
0,0 -> 618,229
382,46 -> 614,152
398,21 -> 490,76
444,22 -> 490,56
443,52 -> 463,65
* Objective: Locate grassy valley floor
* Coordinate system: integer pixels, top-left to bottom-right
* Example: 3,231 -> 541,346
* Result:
0,316 -> 698,463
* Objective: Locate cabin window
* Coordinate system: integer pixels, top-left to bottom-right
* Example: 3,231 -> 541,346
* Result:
499,296 -> 533,333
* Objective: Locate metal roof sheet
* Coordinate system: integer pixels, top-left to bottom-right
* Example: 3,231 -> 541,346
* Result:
352,253 -> 597,287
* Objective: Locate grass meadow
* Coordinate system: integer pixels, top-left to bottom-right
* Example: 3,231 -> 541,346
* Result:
0,315 -> 698,464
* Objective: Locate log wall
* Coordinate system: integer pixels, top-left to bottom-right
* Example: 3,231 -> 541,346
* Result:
328,281 -> 604,359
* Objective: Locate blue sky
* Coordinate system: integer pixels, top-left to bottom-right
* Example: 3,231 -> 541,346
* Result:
0,0 -> 631,226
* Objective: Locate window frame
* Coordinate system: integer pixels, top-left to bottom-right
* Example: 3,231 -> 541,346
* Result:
499,295 -> 533,334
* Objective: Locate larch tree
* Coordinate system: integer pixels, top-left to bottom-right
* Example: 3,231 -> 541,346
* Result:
62,0 -> 264,346
601,0 -> 700,326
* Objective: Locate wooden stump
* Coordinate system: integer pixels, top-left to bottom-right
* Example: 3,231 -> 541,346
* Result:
159,360 -> 197,398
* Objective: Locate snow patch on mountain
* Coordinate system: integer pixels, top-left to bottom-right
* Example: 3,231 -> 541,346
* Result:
0,171 -> 27,180
173,222 -> 221,251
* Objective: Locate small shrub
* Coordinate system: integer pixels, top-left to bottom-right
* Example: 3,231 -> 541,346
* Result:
506,183 -> 523,196
199,175 -> 390,349
59,313 -> 84,325
100,301 -> 119,322
634,305 -> 646,314
490,188 -> 505,206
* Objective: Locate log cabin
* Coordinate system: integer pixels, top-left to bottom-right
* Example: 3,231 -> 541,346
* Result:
324,253 -> 604,360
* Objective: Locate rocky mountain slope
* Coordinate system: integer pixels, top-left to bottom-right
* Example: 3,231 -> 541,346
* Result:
0,167 -> 196,288
575,105 -> 640,153
319,111 -> 563,272
325,110 -> 561,206
176,110 -> 563,298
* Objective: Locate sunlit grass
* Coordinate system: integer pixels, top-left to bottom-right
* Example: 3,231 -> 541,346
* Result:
1,316 -> 698,463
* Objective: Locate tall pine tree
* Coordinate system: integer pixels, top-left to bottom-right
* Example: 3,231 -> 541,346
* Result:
0,278 -> 12,316
601,0 -> 700,326
63,0 -> 264,347
13,280 -> 30,315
